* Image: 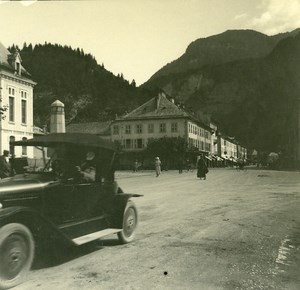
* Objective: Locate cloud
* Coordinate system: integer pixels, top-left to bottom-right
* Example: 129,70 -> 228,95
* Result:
234,13 -> 247,21
249,0 -> 300,35
20,1 -> 37,6
0,0 -> 37,6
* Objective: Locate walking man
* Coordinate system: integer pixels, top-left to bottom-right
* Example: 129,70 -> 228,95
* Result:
155,157 -> 161,177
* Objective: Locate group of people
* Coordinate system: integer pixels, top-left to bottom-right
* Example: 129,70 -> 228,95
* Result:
153,155 -> 208,180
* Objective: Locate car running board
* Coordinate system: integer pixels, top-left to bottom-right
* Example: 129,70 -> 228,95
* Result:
72,228 -> 122,245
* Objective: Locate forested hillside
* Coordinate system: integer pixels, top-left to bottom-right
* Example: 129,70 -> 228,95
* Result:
13,43 -> 154,127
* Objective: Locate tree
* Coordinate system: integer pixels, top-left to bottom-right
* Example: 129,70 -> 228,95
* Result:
146,137 -> 188,169
131,79 -> 136,87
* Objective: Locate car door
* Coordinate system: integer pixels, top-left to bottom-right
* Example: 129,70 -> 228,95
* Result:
42,182 -> 89,225
43,180 -> 110,238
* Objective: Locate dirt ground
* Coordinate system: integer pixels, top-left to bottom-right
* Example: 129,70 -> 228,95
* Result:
15,167 -> 300,290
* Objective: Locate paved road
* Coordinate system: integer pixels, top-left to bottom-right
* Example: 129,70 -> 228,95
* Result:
16,167 -> 300,290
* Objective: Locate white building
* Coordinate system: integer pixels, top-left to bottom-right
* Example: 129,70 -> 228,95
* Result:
111,92 -> 212,154
0,43 -> 36,157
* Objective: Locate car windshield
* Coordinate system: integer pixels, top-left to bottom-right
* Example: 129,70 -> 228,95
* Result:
10,133 -> 117,182
11,143 -> 116,183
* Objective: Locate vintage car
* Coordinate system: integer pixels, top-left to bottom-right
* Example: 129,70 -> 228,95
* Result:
0,133 -> 141,289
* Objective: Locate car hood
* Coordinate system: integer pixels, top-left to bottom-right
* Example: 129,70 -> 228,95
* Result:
0,173 -> 58,196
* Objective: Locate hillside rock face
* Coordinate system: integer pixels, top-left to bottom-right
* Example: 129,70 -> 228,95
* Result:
147,30 -> 278,82
143,29 -> 300,155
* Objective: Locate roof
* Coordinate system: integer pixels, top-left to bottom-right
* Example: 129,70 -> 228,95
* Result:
33,126 -> 46,135
11,133 -> 117,151
0,42 -> 30,76
0,42 -> 10,66
118,93 -> 189,120
116,92 -> 212,131
66,121 -> 112,136
51,100 -> 65,107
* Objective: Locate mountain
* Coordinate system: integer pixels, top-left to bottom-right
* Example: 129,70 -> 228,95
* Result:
142,29 -> 300,154
146,28 -> 300,84
16,43 -> 154,128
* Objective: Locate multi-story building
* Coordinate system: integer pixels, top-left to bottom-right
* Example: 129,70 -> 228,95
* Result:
0,43 -> 36,158
111,92 -> 212,154
217,134 -> 238,161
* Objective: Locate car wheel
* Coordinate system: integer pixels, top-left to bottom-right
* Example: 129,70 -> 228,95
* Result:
117,200 -> 138,244
0,223 -> 35,290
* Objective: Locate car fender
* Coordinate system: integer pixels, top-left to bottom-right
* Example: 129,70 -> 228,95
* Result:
111,193 -> 142,228
0,206 -> 73,246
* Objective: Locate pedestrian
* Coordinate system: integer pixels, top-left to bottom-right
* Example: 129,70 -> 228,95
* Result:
154,157 -> 161,177
196,155 -> 208,180
237,158 -> 244,171
0,150 -> 12,179
178,155 -> 184,174
133,160 -> 139,172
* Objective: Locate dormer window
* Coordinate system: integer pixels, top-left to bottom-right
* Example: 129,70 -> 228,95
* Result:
16,62 -> 21,75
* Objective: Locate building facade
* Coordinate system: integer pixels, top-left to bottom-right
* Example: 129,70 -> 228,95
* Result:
0,43 -> 36,158
111,92 -> 212,155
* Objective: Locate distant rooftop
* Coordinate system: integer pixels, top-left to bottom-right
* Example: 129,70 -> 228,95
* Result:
118,92 -> 189,120
66,121 -> 112,136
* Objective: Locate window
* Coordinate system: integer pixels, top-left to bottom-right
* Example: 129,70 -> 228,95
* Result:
159,123 -> 166,133
205,142 -> 210,152
22,137 -> 27,155
136,124 -> 142,134
113,125 -> 119,135
21,91 -> 27,99
201,141 -> 204,150
21,100 -> 27,124
9,87 -> 15,96
171,122 -> 178,133
125,125 -> 131,134
133,139 -> 137,148
9,136 -> 15,155
137,139 -> 143,148
148,124 -> 154,133
9,97 -> 14,122
125,139 -> 131,148
16,62 -> 21,74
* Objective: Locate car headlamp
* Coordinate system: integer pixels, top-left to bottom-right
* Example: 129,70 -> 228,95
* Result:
0,202 -> 2,209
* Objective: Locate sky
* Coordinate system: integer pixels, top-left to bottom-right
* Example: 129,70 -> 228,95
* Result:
1,0 -> 300,85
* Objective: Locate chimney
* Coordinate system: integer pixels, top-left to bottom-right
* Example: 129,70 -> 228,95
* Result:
50,100 -> 65,133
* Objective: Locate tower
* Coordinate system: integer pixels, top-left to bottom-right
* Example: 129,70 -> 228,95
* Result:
50,100 -> 65,133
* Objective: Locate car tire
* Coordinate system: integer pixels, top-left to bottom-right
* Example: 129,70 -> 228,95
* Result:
0,223 -> 35,290
117,200 -> 138,244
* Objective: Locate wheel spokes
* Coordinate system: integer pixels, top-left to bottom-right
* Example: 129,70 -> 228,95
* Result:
124,208 -> 136,237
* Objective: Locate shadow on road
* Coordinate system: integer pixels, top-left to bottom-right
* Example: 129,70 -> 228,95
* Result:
32,238 -> 122,270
